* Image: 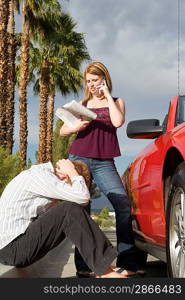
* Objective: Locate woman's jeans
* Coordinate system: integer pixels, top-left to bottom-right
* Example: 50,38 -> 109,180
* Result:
69,154 -> 147,272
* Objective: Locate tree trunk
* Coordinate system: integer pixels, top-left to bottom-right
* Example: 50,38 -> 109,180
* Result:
0,0 -> 10,148
46,88 -> 55,162
6,0 -> 16,155
18,4 -> 30,169
38,59 -> 50,163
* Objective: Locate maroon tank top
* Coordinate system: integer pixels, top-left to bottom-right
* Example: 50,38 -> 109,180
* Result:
69,98 -> 121,159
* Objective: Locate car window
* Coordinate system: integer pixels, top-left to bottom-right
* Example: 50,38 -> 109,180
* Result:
162,114 -> 168,132
176,95 -> 185,125
162,102 -> 171,132
181,96 -> 185,122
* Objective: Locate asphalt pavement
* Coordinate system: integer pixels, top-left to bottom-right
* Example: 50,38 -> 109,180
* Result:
0,230 -> 167,278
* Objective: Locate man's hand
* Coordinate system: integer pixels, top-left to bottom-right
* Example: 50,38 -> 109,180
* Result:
55,159 -> 79,182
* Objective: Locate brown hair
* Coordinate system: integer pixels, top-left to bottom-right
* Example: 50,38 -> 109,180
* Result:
72,160 -> 92,189
83,61 -> 112,102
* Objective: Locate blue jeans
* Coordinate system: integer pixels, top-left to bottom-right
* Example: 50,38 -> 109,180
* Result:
69,154 -> 147,272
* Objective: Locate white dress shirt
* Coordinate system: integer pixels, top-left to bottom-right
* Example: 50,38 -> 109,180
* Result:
0,162 -> 90,249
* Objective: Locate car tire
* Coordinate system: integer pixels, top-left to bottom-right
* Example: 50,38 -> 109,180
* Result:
166,161 -> 185,278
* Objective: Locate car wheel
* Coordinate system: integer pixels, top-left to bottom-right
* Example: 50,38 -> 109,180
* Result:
166,161 -> 185,278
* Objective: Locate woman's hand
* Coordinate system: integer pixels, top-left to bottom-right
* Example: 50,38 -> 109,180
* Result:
74,119 -> 91,132
97,79 -> 111,98
60,119 -> 91,136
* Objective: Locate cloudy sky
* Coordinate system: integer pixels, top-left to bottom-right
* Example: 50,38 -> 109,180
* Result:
14,0 -> 185,173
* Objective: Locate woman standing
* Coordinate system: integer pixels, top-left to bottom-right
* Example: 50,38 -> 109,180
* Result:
60,61 -> 146,277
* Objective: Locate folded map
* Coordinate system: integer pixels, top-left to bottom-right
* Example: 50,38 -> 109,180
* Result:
55,100 -> 97,128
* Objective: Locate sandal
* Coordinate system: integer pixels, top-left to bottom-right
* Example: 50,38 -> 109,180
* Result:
114,267 -> 146,278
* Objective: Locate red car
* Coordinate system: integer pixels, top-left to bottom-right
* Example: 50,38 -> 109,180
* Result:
123,95 -> 185,278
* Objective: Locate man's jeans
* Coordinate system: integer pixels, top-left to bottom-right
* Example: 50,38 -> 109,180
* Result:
69,154 -> 147,272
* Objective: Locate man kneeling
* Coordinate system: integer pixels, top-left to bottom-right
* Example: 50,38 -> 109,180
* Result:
0,159 -> 126,278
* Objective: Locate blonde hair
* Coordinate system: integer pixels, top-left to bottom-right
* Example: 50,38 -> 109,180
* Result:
83,61 -> 112,102
72,160 -> 92,189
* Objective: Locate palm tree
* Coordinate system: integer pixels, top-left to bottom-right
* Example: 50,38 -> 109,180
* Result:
45,61 -> 84,162
18,0 -> 61,168
46,84 -> 55,161
38,57 -> 50,162
45,60 -> 85,162
0,0 -> 10,148
32,13 -> 90,163
45,14 -> 90,163
18,2 -> 30,168
6,0 -> 19,155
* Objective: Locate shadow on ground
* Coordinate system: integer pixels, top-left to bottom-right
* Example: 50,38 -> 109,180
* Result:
145,260 -> 167,278
0,238 -> 73,278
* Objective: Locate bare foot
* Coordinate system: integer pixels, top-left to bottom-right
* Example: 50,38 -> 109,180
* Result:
96,267 -> 127,278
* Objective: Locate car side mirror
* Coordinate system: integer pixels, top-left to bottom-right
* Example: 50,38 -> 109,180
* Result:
127,119 -> 163,139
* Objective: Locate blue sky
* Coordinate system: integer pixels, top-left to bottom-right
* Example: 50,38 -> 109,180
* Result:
13,0 -> 185,192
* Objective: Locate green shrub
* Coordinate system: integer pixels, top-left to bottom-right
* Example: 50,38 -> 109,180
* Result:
98,206 -> 109,218
93,206 -> 115,229
0,147 -> 22,195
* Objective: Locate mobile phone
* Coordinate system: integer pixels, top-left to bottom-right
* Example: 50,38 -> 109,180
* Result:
94,78 -> 105,92
99,78 -> 105,87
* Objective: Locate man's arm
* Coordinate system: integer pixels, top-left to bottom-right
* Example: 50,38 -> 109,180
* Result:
28,164 -> 90,205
